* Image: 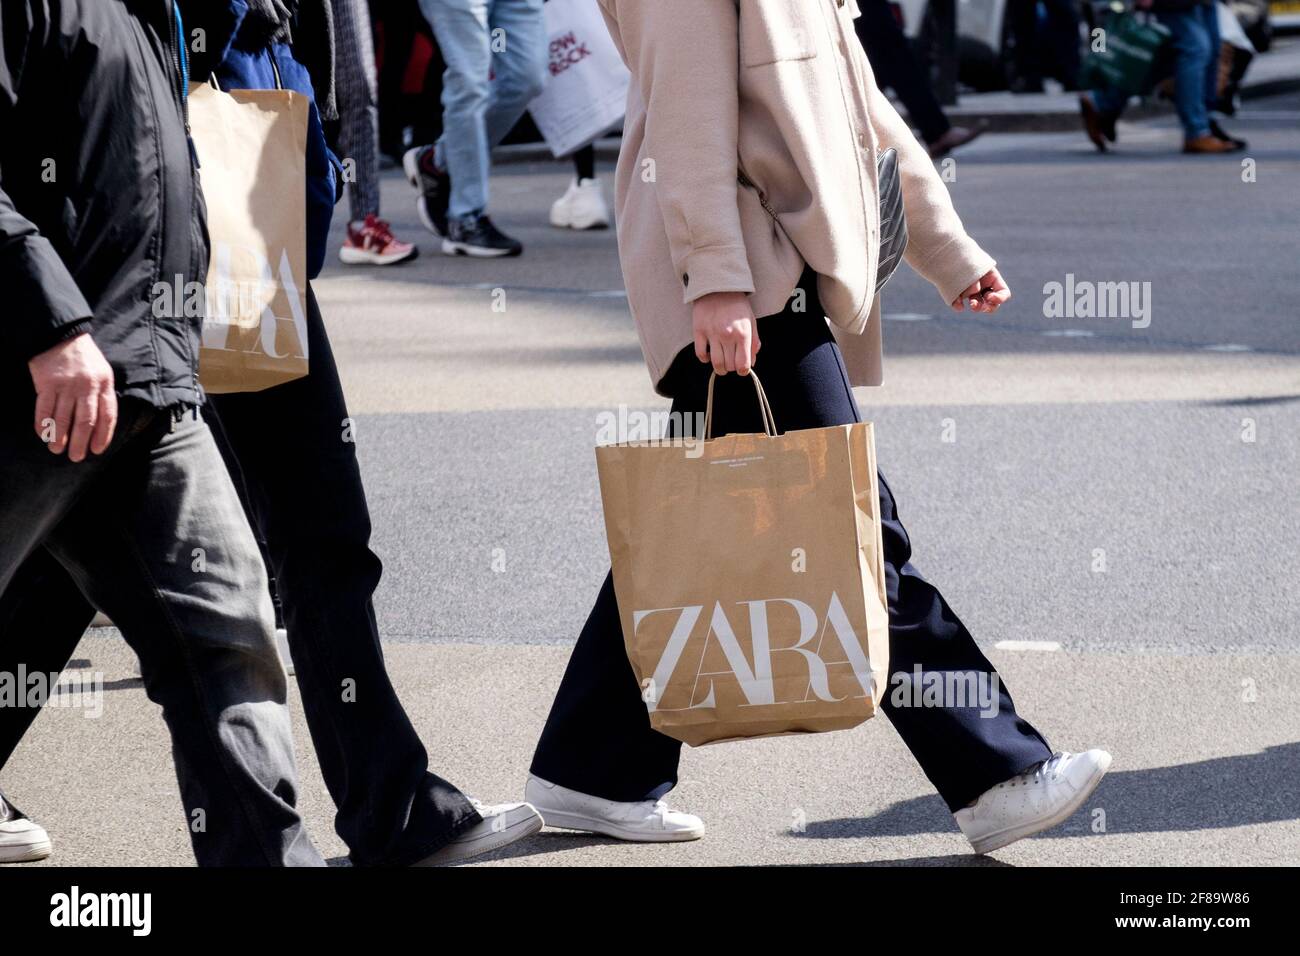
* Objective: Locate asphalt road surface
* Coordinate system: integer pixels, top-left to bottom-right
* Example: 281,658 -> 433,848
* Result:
7,91 -> 1298,867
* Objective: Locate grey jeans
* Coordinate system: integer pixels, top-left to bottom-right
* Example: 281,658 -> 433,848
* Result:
0,398 -> 322,866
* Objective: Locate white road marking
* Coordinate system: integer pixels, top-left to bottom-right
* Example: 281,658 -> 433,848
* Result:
1201,343 -> 1253,352
1232,110 -> 1300,120
994,640 -> 1063,651
1041,329 -> 1096,337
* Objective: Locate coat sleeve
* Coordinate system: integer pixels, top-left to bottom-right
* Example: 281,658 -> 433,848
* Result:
0,0 -> 95,360
855,42 -> 995,305
606,0 -> 754,303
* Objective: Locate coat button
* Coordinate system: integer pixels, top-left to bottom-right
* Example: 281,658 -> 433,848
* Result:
682,273 -> 689,287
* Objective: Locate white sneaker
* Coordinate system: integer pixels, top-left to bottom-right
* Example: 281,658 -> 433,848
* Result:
414,800 -> 543,865
549,177 -> 610,230
954,749 -> 1112,854
525,774 -> 704,842
0,792 -> 52,864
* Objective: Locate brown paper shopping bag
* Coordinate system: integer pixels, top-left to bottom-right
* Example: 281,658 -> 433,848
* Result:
596,372 -> 890,746
188,80 -> 310,393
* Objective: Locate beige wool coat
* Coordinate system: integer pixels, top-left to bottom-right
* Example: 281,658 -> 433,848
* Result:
597,0 -> 996,392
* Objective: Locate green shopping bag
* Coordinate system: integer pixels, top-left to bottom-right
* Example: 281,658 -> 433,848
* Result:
1079,7 -> 1172,97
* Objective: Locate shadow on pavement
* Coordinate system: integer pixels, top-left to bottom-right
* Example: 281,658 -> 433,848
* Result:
1198,394 -> 1300,407
444,831 -> 625,865
426,836 -> 1017,867
762,854 -> 1013,867
327,833 -> 614,866
807,743 -> 1300,839
98,678 -> 145,692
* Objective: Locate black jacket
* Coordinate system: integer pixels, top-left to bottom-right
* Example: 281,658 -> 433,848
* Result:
0,0 -> 221,409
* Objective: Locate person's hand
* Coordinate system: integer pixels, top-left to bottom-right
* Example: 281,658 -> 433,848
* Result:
950,268 -> 1011,315
28,332 -> 118,463
693,292 -> 760,376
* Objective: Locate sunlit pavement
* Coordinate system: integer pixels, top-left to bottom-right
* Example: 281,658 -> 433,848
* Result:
8,91 -> 1298,867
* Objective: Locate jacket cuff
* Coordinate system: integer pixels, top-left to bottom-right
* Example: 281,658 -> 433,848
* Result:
53,319 -> 93,345
4,241 -> 95,360
25,319 -> 93,360
677,243 -> 754,304
912,234 -> 996,306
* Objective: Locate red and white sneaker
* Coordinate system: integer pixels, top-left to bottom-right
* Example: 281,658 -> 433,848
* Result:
338,214 -> 418,266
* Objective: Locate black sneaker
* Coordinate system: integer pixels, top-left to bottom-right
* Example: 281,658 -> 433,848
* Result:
1209,120 -> 1247,151
0,789 -> 52,863
403,144 -> 451,237
443,213 -> 523,258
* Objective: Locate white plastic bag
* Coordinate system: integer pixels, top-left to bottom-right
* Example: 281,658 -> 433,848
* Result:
1217,2 -> 1256,54
527,0 -> 630,157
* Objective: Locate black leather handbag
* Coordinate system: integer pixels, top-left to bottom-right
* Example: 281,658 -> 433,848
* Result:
875,147 -> 908,293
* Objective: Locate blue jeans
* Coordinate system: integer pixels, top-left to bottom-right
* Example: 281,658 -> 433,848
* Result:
1093,4 -> 1219,139
418,0 -> 547,217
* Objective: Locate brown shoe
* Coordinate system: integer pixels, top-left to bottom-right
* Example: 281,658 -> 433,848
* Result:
927,125 -> 985,160
1183,134 -> 1237,154
1208,120 -> 1247,150
1078,95 -> 1109,153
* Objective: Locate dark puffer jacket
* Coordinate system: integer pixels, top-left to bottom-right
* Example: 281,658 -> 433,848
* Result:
0,0 -> 238,409
0,0 -> 265,408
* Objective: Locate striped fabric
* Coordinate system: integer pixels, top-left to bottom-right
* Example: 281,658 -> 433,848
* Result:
331,0 -> 382,221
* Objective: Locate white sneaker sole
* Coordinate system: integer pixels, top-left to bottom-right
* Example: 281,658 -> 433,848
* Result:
968,752 -> 1112,855
535,807 -> 704,843
403,149 -> 444,237
550,213 -> 610,231
0,838 -> 52,864
421,809 -> 544,866
441,238 -> 519,258
338,245 -> 417,266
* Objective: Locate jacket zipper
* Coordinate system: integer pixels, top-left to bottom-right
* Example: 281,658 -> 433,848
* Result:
168,1 -> 199,168
166,1 -> 202,398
